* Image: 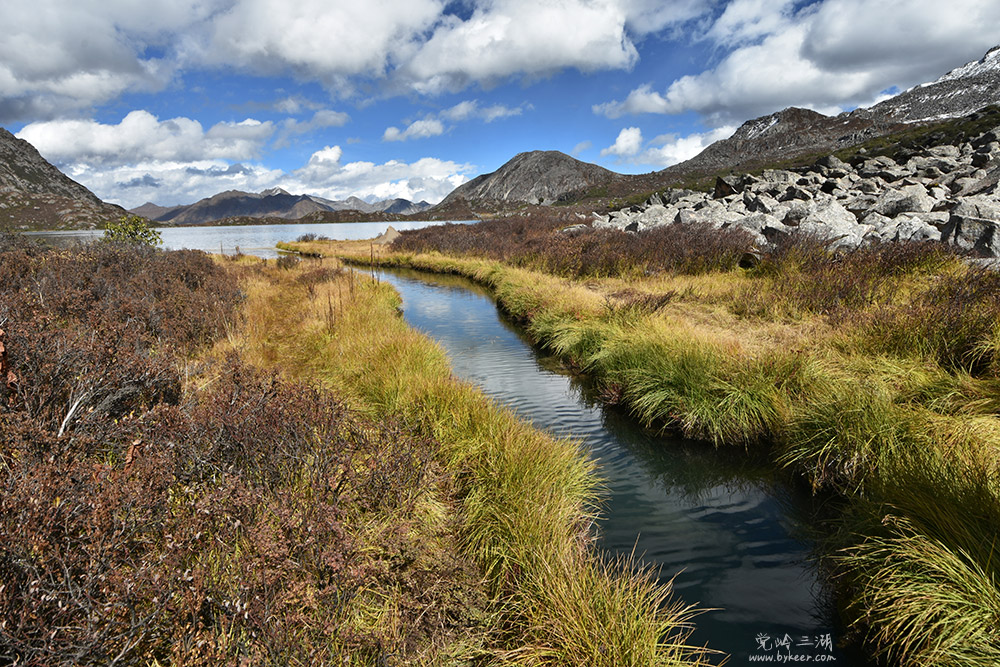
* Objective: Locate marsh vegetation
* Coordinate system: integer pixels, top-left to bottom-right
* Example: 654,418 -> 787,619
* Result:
281,214 -> 1000,666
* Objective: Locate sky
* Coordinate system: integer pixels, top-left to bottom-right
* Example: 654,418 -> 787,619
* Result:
3,0 -> 1000,210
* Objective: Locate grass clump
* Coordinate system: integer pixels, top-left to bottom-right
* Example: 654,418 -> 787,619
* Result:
835,455 -> 1000,667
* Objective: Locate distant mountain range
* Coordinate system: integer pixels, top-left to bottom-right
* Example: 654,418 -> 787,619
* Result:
130,188 -> 430,225
2,45 -> 999,230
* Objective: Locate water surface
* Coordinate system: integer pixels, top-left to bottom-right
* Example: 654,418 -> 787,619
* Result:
26,220 -> 468,258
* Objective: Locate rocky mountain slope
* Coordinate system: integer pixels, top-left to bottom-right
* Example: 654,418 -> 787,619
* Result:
586,106 -> 1000,257
871,46 -> 1000,122
659,107 -> 904,182
0,128 -> 126,230
440,150 -> 620,207
132,188 -> 430,226
657,46 -> 1000,186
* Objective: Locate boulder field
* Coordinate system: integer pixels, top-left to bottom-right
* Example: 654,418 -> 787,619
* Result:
585,125 -> 1000,257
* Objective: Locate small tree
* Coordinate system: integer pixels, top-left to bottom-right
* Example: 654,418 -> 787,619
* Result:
103,215 -> 162,246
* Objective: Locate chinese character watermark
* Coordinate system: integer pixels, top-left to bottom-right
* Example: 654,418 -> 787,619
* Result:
748,631 -> 837,663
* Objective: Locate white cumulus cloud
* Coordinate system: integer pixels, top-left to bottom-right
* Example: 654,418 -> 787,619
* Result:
193,0 -> 444,85
289,146 -> 472,204
17,111 -> 275,165
598,125 -> 737,168
383,119 -> 446,142
274,109 -> 351,147
601,127 -> 644,157
16,112 -> 470,209
385,100 -> 526,141
398,0 -> 641,94
640,126 -> 737,166
0,0 -> 228,121
441,99 -> 526,122
1,0 -> 718,121
594,0 -> 1000,126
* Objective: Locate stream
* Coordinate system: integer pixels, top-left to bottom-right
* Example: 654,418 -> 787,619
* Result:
376,267 -> 855,665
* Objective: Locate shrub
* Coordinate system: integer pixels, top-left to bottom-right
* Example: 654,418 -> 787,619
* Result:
102,214 -> 163,246
0,241 -> 481,664
393,214 -> 754,277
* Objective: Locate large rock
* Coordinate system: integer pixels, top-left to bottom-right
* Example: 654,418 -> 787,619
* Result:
884,213 -> 944,242
942,196 -> 1000,255
675,204 -> 744,228
744,190 -> 778,214
868,184 -> 934,217
815,154 -> 851,172
714,175 -> 741,199
798,198 -> 867,248
957,164 -> 1000,196
635,204 -> 676,228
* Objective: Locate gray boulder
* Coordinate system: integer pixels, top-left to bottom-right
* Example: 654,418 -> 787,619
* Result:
887,213 -> 944,242
636,204 -> 676,228
868,184 -> 934,217
928,145 -> 961,159
816,154 -> 850,173
675,204 -> 744,228
714,175 -> 741,199
942,196 -> 1000,255
559,223 -> 592,236
799,199 -> 866,248
744,190 -> 778,214
778,185 -> 813,202
758,170 -> 800,195
957,164 -> 1000,196
856,178 -> 883,194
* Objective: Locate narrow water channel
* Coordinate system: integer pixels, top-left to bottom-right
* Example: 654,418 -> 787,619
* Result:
377,267 -> 854,665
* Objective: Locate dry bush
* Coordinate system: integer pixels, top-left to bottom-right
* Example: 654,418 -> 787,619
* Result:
0,239 -> 239,436
0,236 -> 481,665
393,214 -> 754,277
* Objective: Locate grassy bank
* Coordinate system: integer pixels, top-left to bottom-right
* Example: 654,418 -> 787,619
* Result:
216,254 -> 713,666
280,225 -> 1000,666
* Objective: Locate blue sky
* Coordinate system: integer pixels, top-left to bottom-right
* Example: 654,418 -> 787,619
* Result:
3,0 -> 999,209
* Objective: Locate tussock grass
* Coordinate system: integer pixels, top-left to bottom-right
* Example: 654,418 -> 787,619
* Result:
836,456 -> 1000,667
220,257 -> 713,666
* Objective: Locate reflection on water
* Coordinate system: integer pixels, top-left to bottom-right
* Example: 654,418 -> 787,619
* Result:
377,267 -> 854,665
26,220 -> 471,259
